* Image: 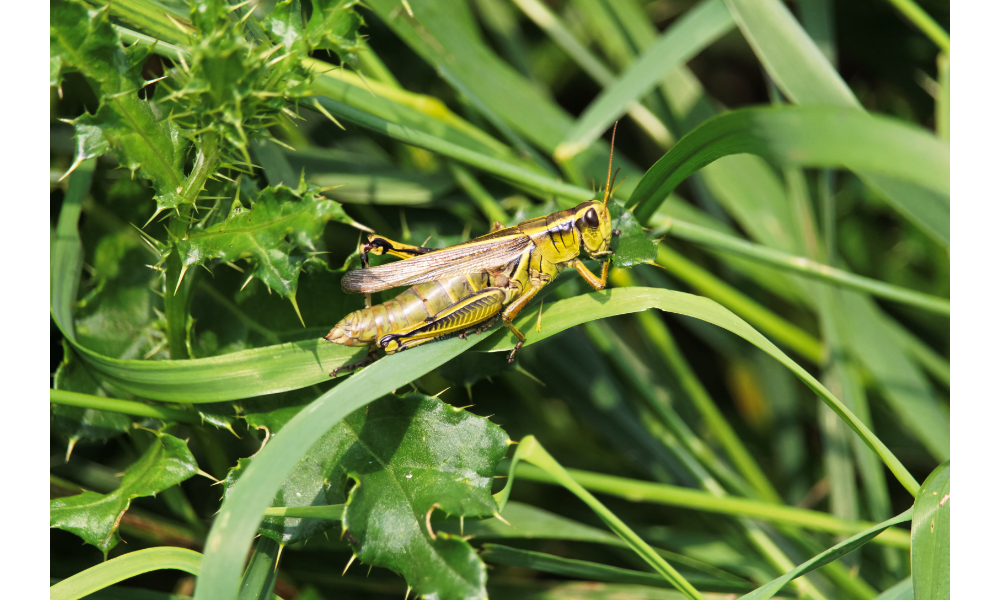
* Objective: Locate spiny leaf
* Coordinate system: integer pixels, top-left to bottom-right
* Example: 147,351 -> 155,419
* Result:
341,394 -> 507,599
224,393 -> 508,598
265,0 -> 365,68
51,0 -> 187,210
172,180 -> 356,298
49,431 -> 198,556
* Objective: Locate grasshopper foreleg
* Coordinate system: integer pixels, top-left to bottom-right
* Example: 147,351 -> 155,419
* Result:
500,283 -> 545,363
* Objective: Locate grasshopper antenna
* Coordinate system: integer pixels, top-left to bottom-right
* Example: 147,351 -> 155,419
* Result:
602,121 -> 618,206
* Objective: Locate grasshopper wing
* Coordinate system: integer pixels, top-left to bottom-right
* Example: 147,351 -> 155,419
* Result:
342,233 -> 533,294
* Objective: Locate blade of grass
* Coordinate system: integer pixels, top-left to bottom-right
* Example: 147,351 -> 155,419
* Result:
882,0 -> 950,53
50,547 -> 202,600
310,97 -> 594,204
608,270 -> 780,503
556,0 -> 734,160
481,544 -> 755,594
936,53 -> 949,140
499,437 -> 707,600
364,0 -> 643,197
503,463 -> 909,550
653,245 -> 824,364
510,0 -> 671,147
49,390 -> 201,424
738,509 -> 914,600
655,218 -> 949,315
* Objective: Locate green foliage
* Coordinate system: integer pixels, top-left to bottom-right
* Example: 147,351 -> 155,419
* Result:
50,432 -> 198,556
266,0 -> 364,68
51,0 -> 187,210
50,1 -> 949,599
173,179 -> 356,299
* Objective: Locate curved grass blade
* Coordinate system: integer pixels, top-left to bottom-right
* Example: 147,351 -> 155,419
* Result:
50,547 -> 202,600
737,509 -> 914,600
556,0 -> 734,160
630,106 -> 949,224
191,334 -> 488,600
481,286 -> 918,496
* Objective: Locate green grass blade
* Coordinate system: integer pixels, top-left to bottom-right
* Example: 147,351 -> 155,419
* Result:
480,286 -> 917,495
510,0 -> 670,147
631,106 -> 949,223
51,157 -> 95,341
191,334 -> 488,600
52,336 -> 365,403
49,390 -> 201,423
50,547 -> 202,600
937,54 -> 949,140
883,0 -> 950,53
481,544 -> 755,594
724,0 -> 857,106
504,437 -> 707,600
506,463 -> 909,549
737,509 -> 914,600
364,0 -> 643,197
657,218 -> 949,315
238,537 -> 280,600
911,462 -> 950,599
311,98 -> 593,205
556,0 -> 734,160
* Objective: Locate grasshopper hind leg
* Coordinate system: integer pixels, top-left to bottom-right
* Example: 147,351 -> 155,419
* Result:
379,288 -> 506,353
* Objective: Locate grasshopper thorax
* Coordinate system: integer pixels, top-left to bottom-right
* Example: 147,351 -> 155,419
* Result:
573,200 -> 613,259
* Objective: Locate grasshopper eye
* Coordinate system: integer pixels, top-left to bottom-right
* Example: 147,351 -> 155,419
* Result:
584,208 -> 599,228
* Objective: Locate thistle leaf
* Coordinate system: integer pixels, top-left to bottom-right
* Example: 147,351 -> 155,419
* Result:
173,181 -> 356,298
49,432 -> 198,556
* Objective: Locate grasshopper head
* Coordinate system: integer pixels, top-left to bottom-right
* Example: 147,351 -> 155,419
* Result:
574,200 -> 614,259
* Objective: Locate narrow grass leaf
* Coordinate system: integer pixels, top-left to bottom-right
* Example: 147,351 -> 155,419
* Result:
50,547 -> 203,600
557,0 -> 734,159
481,544 -> 754,594
500,437 -> 706,600
363,0 -> 643,197
737,509 -> 913,599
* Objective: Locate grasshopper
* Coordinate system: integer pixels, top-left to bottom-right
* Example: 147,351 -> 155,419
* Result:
325,125 -> 622,373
